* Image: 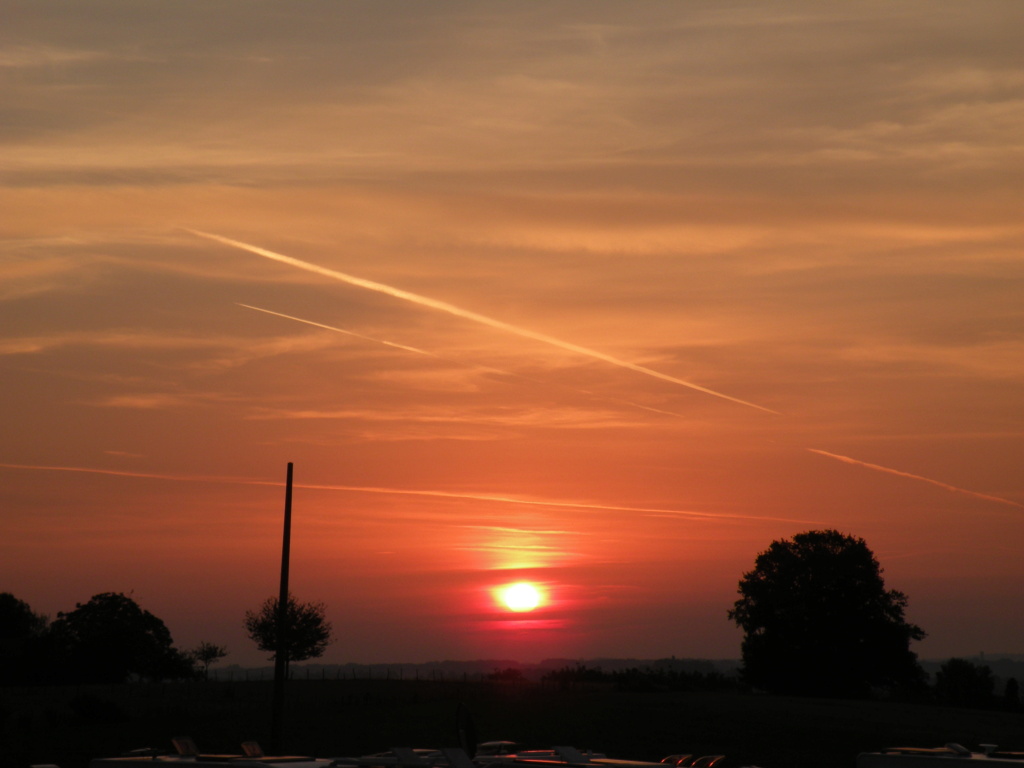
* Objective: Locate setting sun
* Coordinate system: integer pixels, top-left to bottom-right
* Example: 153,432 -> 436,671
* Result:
498,582 -> 543,612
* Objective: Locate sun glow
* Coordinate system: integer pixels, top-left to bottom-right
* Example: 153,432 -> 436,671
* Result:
498,582 -> 543,612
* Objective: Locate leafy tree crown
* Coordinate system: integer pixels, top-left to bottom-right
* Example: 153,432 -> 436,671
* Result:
48,592 -> 191,682
244,593 -> 333,664
728,529 -> 925,697
0,592 -> 48,641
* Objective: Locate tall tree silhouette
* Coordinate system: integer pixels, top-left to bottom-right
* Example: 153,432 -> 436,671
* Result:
728,529 -> 925,697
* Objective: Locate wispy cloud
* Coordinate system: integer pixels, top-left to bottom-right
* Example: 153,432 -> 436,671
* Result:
0,327 -> 341,385
0,46 -> 117,69
838,340 -> 1024,379
246,403 -> 655,433
0,330 -> 225,356
458,524 -> 580,536
93,393 -> 194,410
454,543 -> 561,554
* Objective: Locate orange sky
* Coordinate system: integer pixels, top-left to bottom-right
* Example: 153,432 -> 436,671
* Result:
2,1 -> 1023,666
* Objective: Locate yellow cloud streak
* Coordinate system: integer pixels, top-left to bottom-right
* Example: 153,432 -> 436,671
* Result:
191,230 -> 779,414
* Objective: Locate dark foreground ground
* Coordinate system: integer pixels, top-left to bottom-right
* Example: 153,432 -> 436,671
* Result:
3,679 -> 1022,768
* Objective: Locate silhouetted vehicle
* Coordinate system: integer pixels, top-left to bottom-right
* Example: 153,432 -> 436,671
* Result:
858,743 -> 1024,768
88,743 -> 709,768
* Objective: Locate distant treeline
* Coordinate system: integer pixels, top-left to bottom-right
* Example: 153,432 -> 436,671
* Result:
204,658 -> 1021,711
537,663 -> 743,693
208,657 -> 740,684
515,660 -> 1020,708
237,660 -> 740,692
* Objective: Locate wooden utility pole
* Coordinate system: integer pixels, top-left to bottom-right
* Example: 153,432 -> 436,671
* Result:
270,462 -> 293,754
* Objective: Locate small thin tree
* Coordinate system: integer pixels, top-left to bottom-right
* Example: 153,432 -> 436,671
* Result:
244,593 -> 332,674
191,641 -> 228,680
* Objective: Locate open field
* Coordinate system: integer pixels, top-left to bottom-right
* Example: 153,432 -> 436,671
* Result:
3,679 -> 1022,768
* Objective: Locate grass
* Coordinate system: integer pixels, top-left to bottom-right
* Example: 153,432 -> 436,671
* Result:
2,679 -> 1022,768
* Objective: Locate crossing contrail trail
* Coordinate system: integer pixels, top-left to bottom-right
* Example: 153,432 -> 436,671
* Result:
238,302 -> 699,421
238,303 -> 444,359
806,449 -> 1024,510
0,462 -> 818,523
190,230 -> 778,414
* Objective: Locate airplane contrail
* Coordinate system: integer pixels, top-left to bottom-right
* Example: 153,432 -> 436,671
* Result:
238,302 -> 700,421
0,462 -> 819,524
197,233 -> 1018,513
190,230 -> 778,414
806,449 -> 1024,510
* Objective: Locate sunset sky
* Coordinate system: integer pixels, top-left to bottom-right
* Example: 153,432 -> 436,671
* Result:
2,1 -> 1022,667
